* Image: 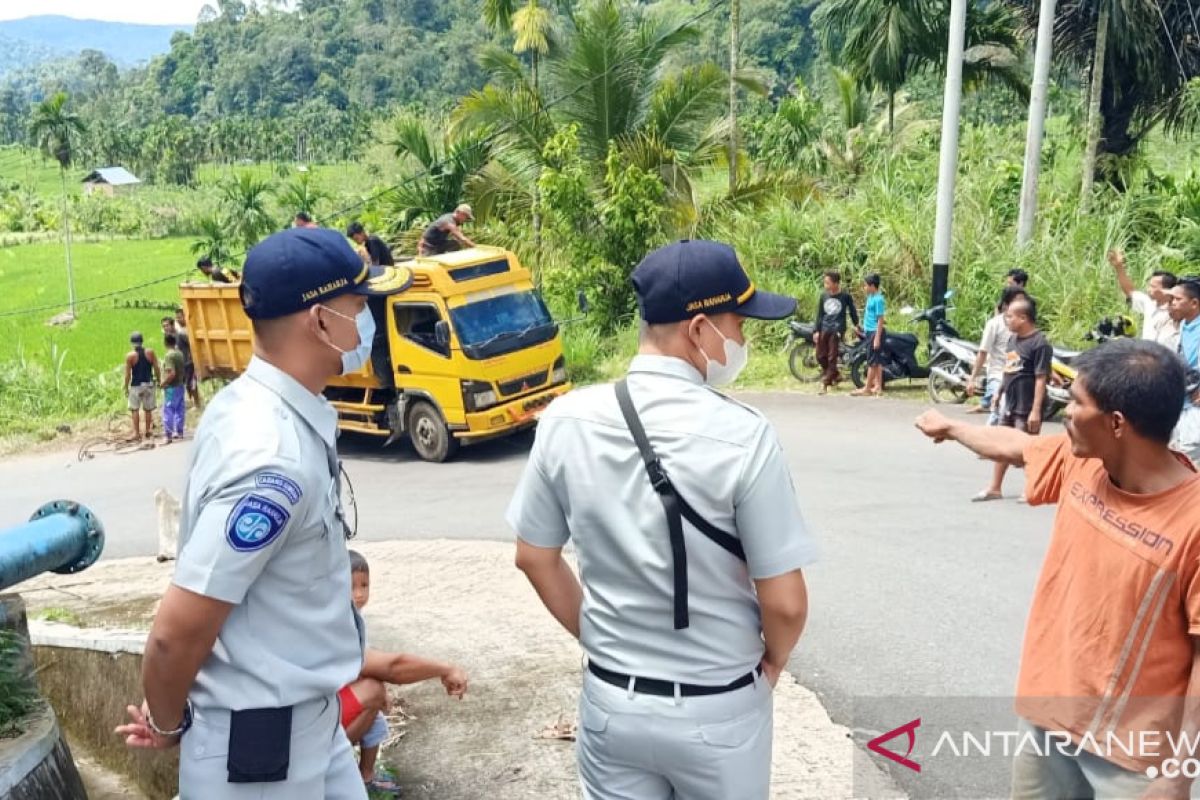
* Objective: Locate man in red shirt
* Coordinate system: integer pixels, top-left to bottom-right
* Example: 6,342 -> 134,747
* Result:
917,339 -> 1200,799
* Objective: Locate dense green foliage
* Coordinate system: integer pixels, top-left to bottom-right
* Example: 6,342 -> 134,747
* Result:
0,0 -> 1198,443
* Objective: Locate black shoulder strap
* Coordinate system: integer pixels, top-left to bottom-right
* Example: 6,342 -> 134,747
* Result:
614,380 -> 747,631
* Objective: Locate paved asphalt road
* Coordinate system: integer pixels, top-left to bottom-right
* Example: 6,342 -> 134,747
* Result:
1,393 -> 1057,797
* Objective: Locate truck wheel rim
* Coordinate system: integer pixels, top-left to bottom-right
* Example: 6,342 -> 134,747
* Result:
416,417 -> 438,449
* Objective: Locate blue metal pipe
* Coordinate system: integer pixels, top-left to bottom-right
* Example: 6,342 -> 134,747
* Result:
0,501 -> 105,591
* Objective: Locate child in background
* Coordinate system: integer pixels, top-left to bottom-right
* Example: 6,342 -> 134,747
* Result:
339,550 -> 469,796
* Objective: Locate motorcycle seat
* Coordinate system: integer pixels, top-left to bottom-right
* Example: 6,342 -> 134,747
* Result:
889,332 -> 919,347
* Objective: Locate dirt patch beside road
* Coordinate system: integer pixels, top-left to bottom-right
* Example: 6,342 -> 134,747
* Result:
17,540 -> 898,799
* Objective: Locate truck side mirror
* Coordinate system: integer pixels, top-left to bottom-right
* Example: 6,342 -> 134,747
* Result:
577,291 -> 590,314
435,320 -> 450,348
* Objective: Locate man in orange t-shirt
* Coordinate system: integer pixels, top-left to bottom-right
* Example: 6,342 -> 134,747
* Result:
917,338 -> 1200,799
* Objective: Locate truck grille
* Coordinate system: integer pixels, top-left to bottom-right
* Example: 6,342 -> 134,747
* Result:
499,370 -> 548,397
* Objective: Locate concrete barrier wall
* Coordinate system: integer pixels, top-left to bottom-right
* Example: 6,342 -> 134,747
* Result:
31,622 -> 178,800
0,596 -> 87,800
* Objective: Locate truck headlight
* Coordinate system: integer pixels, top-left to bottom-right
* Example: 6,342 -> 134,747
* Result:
551,356 -> 567,385
462,380 -> 498,412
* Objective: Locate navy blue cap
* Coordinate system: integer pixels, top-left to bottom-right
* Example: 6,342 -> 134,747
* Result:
239,228 -> 413,320
632,240 -> 797,324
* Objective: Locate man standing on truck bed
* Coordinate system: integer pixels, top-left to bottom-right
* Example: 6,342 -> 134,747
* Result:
418,204 -> 476,256
196,256 -> 240,284
347,222 -> 395,267
124,332 -> 161,442
116,227 -> 411,799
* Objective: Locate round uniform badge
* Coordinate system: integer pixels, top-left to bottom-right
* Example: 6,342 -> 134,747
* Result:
226,494 -> 291,552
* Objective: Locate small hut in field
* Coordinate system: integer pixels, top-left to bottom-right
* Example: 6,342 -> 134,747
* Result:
81,167 -> 141,197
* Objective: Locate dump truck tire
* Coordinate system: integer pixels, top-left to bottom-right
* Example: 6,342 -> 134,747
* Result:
407,401 -> 458,463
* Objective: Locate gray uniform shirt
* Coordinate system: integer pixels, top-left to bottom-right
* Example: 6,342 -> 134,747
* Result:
506,354 -> 817,685
173,357 -> 363,710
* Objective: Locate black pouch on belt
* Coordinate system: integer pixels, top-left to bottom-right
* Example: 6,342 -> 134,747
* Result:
227,706 -> 292,783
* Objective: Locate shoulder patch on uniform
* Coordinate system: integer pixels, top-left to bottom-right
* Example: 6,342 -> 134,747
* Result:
255,472 -> 303,505
225,494 -> 291,552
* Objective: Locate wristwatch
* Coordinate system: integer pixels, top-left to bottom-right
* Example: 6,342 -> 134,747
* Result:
147,700 -> 194,738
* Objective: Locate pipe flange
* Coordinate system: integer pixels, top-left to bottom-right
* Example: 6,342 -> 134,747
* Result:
29,500 -> 106,575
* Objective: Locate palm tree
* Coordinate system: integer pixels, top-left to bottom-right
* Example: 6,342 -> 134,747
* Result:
275,172 -> 329,223
386,114 -> 493,239
1011,0 -> 1200,179
220,172 -> 274,251
814,0 -> 1025,134
190,214 -> 235,267
481,0 -> 556,273
459,0 -> 747,214
28,91 -> 86,318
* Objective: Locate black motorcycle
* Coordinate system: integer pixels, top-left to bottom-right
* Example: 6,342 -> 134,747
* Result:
848,297 -> 962,389
786,321 -> 854,382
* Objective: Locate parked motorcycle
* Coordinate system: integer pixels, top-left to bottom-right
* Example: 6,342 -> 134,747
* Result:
927,334 -> 985,404
1044,314 -> 1136,418
787,320 -> 854,383
848,294 -> 963,389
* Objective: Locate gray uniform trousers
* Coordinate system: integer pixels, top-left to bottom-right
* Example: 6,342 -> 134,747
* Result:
178,695 -> 367,800
577,670 -> 774,800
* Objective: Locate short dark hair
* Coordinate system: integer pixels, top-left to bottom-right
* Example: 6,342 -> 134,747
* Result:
295,211 -> 313,223
1152,270 -> 1178,289
197,256 -> 213,268
997,286 -> 1027,312
161,316 -> 174,325
1010,295 -> 1038,323
164,333 -> 177,347
349,550 -> 369,575
1074,339 -> 1184,443
1007,268 -> 1029,286
346,221 -> 365,237
1177,279 -> 1200,301
864,273 -> 881,289
824,270 -> 841,284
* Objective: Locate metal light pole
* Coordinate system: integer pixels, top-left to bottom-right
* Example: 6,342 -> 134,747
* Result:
1017,0 -> 1059,245
930,0 -> 968,315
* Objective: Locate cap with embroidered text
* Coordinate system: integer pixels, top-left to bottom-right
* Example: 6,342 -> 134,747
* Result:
239,228 -> 413,320
632,240 -> 797,324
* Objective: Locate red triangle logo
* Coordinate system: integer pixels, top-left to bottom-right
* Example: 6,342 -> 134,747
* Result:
867,718 -> 921,773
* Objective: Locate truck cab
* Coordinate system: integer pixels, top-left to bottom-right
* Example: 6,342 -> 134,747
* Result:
181,246 -> 571,462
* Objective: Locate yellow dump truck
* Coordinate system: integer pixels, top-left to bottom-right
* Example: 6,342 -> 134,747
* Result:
181,246 -> 572,462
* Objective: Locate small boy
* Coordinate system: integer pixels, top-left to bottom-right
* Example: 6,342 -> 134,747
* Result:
853,273 -> 887,397
812,270 -> 860,393
160,333 -> 186,443
339,550 -> 469,795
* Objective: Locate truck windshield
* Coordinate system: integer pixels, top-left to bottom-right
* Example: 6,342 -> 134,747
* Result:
451,290 -> 558,360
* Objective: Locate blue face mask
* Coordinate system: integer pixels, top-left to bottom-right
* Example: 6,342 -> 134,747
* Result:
321,305 -> 376,375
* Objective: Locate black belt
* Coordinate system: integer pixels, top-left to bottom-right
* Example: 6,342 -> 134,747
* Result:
587,661 -> 761,697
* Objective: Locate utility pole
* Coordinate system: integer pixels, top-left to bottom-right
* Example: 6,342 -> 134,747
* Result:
728,0 -> 740,193
930,0 -> 968,316
1017,0 -> 1058,245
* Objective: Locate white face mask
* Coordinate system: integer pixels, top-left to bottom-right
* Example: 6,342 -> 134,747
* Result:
320,305 -> 375,375
698,318 -> 749,387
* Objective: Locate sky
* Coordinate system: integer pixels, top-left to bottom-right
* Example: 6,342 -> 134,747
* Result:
0,1 -> 216,26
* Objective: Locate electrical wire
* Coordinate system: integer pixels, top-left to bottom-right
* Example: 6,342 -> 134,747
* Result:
0,0 -> 729,321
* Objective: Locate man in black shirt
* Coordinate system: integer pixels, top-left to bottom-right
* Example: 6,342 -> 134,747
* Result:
975,296 -> 1052,501
196,256 -> 240,284
812,270 -> 860,392
347,222 -> 395,266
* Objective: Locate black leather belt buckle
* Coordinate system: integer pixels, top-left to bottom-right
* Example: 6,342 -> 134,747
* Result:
588,662 -> 760,697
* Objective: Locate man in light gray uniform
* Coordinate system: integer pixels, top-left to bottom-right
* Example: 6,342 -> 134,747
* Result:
508,240 -> 816,799
116,227 -> 411,798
